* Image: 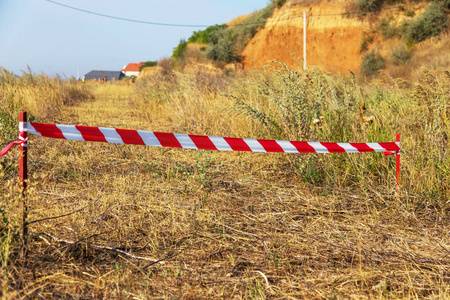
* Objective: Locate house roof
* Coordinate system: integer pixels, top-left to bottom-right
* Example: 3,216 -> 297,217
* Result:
121,62 -> 144,72
84,70 -> 121,80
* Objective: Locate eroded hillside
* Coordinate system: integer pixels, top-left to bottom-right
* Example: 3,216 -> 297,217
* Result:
242,0 -> 434,74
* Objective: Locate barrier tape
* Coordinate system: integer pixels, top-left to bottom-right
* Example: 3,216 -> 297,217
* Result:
0,125 -> 27,157
7,122 -> 399,154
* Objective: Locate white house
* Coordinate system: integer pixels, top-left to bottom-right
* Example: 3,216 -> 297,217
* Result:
121,62 -> 144,77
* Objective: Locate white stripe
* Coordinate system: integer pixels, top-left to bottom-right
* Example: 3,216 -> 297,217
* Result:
19,122 -> 28,147
19,122 -> 26,132
56,124 -> 85,141
209,136 -> 233,151
276,140 -> 299,153
26,123 -> 41,136
307,142 -> 329,153
243,139 -> 266,152
137,130 -> 161,147
366,143 -> 385,152
98,127 -> 124,144
174,133 -> 197,149
336,143 -> 359,153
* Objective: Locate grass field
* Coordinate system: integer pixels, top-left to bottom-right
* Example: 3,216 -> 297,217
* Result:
1,66 -> 449,298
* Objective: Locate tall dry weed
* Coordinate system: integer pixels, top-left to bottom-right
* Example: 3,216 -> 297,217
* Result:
0,68 -> 92,143
225,62 -> 449,197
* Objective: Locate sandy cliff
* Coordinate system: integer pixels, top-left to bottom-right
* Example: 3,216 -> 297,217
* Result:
242,0 -> 431,74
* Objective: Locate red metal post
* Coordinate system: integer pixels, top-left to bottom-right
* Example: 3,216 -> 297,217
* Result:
396,133 -> 400,187
19,112 -> 28,255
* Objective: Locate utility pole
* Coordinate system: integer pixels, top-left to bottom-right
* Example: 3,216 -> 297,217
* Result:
303,11 -> 307,70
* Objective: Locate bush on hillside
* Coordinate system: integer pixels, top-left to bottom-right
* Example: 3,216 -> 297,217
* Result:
380,17 -> 405,39
432,0 -> 450,9
359,32 -> 375,53
272,0 -> 288,8
231,3 -> 275,52
172,39 -> 188,58
206,3 -> 275,64
169,1 -> 276,65
188,24 -> 227,44
157,58 -> 177,77
206,28 -> 242,64
355,0 -> 385,15
139,61 -> 158,71
404,2 -> 449,44
355,0 -> 406,15
444,0 -> 450,9
361,50 -> 386,75
391,46 -> 412,65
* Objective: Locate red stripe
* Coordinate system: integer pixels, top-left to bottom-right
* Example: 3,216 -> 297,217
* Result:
350,143 -> 374,152
0,141 -> 20,157
223,138 -> 252,152
190,135 -> 218,150
321,143 -> 346,153
379,142 -> 399,152
290,141 -> 317,153
257,139 -> 284,152
30,123 -> 65,139
116,129 -> 145,145
75,126 -> 107,143
153,132 -> 182,148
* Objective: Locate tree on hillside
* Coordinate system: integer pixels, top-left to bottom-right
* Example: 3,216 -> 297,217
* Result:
206,28 -> 242,63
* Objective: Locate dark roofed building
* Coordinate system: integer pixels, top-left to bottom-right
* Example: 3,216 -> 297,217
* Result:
84,70 -> 122,81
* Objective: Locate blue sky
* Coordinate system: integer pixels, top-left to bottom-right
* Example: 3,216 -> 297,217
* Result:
0,0 -> 269,78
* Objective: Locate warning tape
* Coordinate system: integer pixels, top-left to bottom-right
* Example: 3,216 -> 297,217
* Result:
0,124 -> 27,157
0,120 -> 401,187
13,122 -> 399,154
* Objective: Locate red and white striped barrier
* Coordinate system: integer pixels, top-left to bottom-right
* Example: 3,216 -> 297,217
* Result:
1,118 -> 401,188
19,122 -> 400,154
0,123 -> 27,157
1,112 -> 400,252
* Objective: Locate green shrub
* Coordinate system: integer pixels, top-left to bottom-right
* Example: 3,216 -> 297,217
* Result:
139,61 -> 158,71
355,0 -> 407,15
444,0 -> 450,9
206,28 -> 241,63
360,40 -> 369,53
172,39 -> 188,58
432,0 -> 450,9
355,0 -> 385,15
406,9 -> 415,17
391,46 -> 412,65
231,3 -> 275,52
359,32 -> 375,53
188,24 -> 227,44
405,2 -> 449,44
361,50 -> 386,75
273,0 -> 287,7
380,18 -> 402,39
206,3 -> 275,63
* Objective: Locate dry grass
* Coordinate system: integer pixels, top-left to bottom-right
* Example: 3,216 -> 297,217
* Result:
387,31 -> 450,81
227,14 -> 252,27
1,68 -> 449,298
